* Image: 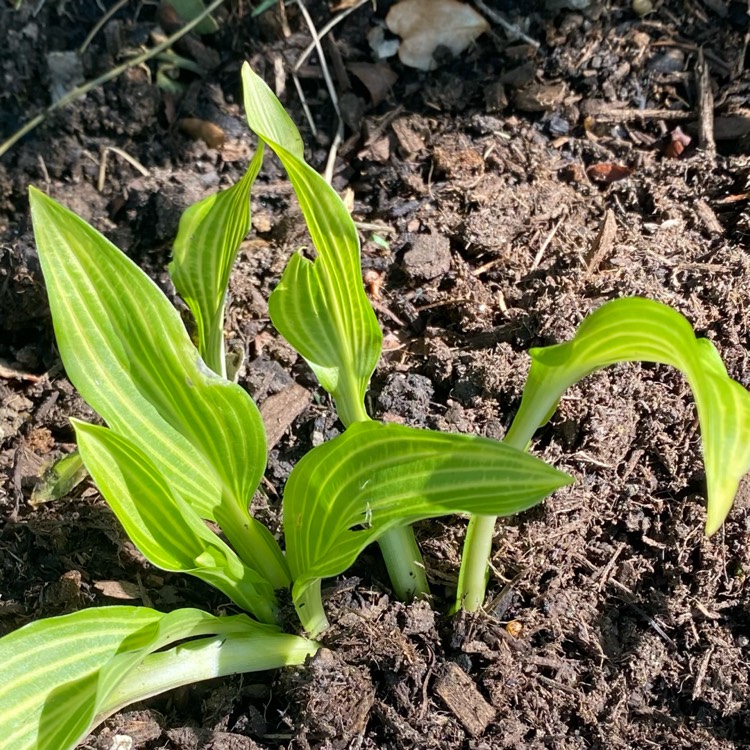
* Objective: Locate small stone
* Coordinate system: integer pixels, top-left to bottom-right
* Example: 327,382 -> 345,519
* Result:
401,234 -> 451,281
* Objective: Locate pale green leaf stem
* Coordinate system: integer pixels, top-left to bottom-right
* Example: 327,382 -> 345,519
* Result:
457,297 -> 750,611
99,631 -> 318,723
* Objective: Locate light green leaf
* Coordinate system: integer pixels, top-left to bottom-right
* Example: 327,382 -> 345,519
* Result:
74,421 -> 278,623
0,606 -> 277,750
30,188 -> 289,587
169,153 -> 263,377
241,63 -> 382,426
29,449 -> 87,506
284,420 -> 571,630
506,297 -> 750,534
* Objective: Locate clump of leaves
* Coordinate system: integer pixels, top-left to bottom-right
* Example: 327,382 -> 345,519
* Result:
2,63 -> 748,750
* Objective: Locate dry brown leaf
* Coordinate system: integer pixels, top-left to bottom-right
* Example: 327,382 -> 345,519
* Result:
347,62 -> 399,105
386,0 -> 489,71
586,162 -> 633,184
94,580 -> 141,600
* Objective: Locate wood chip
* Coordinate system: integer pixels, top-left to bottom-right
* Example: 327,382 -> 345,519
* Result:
694,199 -> 724,235
585,209 -> 617,274
0,358 -> 45,382
434,662 -> 495,737
695,49 -> 716,158
391,116 -> 428,156
260,383 -> 311,449
94,580 -> 141,600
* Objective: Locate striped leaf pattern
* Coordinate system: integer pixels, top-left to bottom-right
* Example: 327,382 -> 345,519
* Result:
241,63 -> 382,426
284,421 -> 571,603
0,606 -> 271,750
506,297 -> 750,534
30,188 -> 288,586
75,421 -> 278,623
169,150 -> 263,377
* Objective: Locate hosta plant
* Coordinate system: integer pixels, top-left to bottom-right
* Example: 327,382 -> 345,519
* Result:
2,63 -> 748,750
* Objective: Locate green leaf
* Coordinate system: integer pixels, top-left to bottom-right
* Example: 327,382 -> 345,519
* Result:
74,421 -> 278,623
29,449 -> 87,506
241,63 -> 382,426
506,297 -> 750,534
0,606 -> 277,750
169,154 -> 263,377
30,188 -> 289,587
168,0 -> 219,34
284,421 -> 571,618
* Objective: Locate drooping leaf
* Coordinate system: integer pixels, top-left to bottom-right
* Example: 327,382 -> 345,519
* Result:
284,420 -> 571,629
169,152 -> 263,377
30,188 -> 288,587
74,421 -> 278,623
241,63 -> 382,426
0,606 -> 285,750
506,297 -> 750,534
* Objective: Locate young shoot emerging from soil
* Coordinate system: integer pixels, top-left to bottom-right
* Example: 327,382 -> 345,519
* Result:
2,63 -> 749,750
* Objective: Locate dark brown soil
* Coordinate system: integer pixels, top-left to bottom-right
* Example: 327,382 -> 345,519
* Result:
2,1 -> 750,748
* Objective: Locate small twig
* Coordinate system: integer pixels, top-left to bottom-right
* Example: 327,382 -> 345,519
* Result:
97,145 -> 150,192
472,0 -> 539,48
696,48 -> 716,159
289,0 -> 368,149
294,0 -> 345,185
691,645 -> 715,700
354,221 -> 397,234
294,0 -> 369,71
471,256 -> 504,277
0,0 -> 229,160
291,74 -> 318,137
584,107 -> 694,123
531,213 -> 565,270
79,0 -> 130,55
324,125 -> 345,185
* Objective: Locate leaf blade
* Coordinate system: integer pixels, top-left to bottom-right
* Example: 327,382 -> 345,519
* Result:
0,606 -> 268,750
284,421 -> 571,602
30,188 -> 288,585
74,421 -> 278,622
241,64 -> 382,426
507,297 -> 750,534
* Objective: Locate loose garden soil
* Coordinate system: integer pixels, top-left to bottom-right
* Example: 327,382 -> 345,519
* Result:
1,1 -> 750,748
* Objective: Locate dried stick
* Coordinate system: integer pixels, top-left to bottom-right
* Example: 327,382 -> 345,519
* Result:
0,0 -> 228,160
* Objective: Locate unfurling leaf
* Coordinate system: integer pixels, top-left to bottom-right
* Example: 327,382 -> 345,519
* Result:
241,64 -> 382,427
169,153 -> 263,377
